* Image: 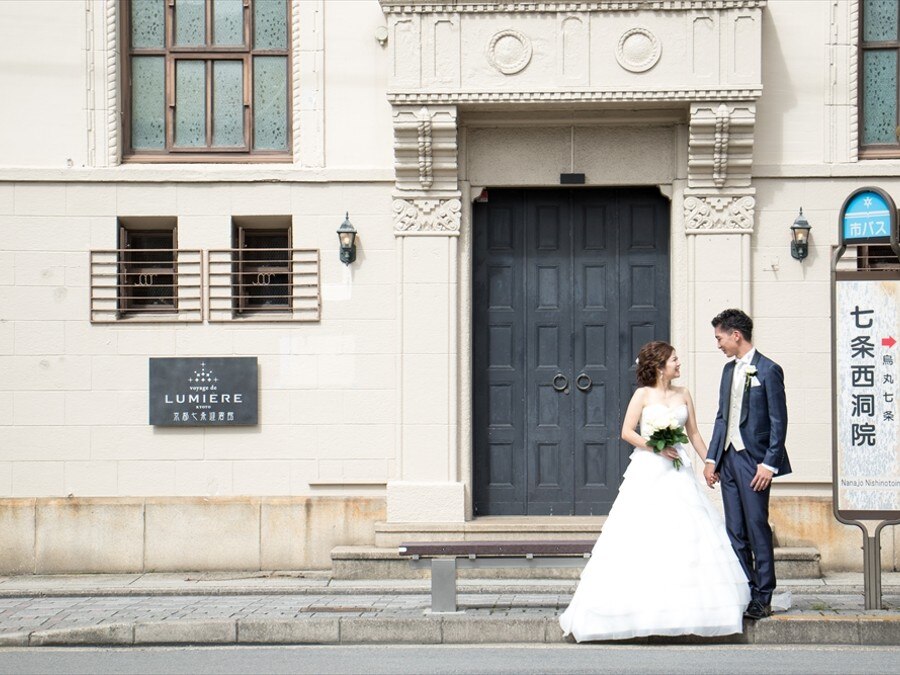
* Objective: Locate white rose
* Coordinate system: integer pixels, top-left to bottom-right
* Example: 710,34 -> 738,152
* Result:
745,365 -> 757,376
648,415 -> 673,433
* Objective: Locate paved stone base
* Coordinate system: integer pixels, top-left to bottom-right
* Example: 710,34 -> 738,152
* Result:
0,573 -> 895,648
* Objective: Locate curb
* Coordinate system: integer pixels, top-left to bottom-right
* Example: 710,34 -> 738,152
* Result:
2,614 -> 898,647
0,583 -> 886,599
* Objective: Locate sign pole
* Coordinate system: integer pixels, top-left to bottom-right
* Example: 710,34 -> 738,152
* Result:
863,531 -> 881,610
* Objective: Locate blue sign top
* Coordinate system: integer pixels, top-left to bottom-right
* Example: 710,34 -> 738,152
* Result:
841,190 -> 893,244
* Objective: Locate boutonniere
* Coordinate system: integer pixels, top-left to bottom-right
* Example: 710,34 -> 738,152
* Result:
744,365 -> 758,392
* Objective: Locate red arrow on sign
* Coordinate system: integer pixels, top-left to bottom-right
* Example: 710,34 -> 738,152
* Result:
883,336 -> 897,348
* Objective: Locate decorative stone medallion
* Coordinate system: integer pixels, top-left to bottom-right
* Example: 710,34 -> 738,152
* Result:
486,29 -> 533,75
615,27 -> 661,73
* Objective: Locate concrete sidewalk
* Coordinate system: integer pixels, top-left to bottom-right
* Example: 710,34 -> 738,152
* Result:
0,573 -> 897,647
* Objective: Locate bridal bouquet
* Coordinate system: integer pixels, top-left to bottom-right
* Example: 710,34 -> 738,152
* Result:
644,413 -> 689,471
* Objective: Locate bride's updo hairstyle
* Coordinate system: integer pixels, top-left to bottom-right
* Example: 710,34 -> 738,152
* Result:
635,341 -> 675,387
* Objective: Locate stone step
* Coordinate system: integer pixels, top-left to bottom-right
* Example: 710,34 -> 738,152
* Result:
775,547 -> 821,579
332,546 -> 584,580
332,544 -> 823,581
374,517 -> 606,548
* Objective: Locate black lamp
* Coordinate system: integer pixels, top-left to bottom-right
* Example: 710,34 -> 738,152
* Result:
337,212 -> 357,265
790,208 -> 811,262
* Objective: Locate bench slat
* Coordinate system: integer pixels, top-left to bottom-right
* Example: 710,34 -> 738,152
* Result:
398,539 -> 595,557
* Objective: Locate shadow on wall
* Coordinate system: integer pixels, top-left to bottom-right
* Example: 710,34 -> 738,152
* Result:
757,4 -> 798,167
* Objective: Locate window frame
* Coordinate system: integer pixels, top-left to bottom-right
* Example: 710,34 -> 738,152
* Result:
121,0 -> 292,163
858,0 -> 900,159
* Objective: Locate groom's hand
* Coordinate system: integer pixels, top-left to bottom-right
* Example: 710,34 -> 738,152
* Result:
703,463 -> 719,488
750,464 -> 774,492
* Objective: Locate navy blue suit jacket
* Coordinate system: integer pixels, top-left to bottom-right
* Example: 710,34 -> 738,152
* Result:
707,351 -> 792,477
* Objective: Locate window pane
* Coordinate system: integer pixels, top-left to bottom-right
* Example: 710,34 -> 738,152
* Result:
254,0 -> 287,50
213,60 -> 245,147
863,50 -> 898,145
123,231 -> 175,310
175,0 -> 206,46
863,0 -> 899,43
213,0 -> 245,46
175,60 -> 207,147
253,56 -> 288,150
131,0 -> 165,49
241,230 -> 290,309
131,56 -> 166,150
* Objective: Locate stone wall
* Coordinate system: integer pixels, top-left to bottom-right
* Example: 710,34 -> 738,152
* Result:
771,497 -> 899,572
0,180 -> 399,498
0,495 -> 385,574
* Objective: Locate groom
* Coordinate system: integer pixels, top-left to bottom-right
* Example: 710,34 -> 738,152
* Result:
704,309 -> 791,621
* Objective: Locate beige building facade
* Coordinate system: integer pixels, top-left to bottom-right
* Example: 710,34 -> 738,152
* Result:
0,0 -> 898,574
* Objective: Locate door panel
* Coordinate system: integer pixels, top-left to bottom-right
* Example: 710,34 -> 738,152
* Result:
525,193 -> 574,514
474,189 -> 669,516
614,194 -> 671,508
474,196 -> 527,514
571,193 -> 619,514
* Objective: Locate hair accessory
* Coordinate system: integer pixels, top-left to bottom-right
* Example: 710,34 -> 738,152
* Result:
635,358 -> 640,365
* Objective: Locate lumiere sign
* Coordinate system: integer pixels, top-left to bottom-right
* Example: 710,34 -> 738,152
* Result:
832,187 -> 900,609
149,357 -> 258,426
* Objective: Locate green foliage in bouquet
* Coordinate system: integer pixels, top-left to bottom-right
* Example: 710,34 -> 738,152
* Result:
646,424 -> 689,471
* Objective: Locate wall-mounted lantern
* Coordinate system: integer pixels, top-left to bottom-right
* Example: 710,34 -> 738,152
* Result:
337,213 -> 357,265
791,208 -> 812,262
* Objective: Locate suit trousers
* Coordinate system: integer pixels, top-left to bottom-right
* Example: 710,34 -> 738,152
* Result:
719,444 -> 775,606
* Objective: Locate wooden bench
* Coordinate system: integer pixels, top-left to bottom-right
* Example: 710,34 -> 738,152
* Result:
398,540 -> 595,612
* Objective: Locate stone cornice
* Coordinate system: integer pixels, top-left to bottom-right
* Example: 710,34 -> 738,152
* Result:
388,88 -> 763,105
0,166 -> 396,183
380,1 -> 766,13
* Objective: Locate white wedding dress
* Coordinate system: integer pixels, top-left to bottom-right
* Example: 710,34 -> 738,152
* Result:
559,403 -> 751,642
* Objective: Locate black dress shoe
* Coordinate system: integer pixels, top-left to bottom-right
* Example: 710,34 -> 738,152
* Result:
743,600 -> 772,620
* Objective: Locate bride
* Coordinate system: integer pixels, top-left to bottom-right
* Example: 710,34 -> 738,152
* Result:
559,341 -> 750,642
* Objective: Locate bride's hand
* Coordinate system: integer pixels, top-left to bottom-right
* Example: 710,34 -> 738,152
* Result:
660,446 -> 679,461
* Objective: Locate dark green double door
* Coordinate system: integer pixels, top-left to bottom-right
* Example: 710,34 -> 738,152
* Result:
473,189 -> 670,516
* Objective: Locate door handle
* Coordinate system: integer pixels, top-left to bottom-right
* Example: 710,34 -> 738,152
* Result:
552,373 -> 569,393
575,373 -> 592,392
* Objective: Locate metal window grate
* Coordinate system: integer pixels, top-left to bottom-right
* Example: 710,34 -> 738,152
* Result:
838,245 -> 900,272
859,245 -> 900,270
90,249 -> 204,323
207,248 -> 320,322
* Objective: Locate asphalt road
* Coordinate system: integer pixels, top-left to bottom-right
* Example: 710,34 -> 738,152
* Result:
1,644 -> 899,675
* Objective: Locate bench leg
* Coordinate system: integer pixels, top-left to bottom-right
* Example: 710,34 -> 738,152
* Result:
431,558 -> 457,612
